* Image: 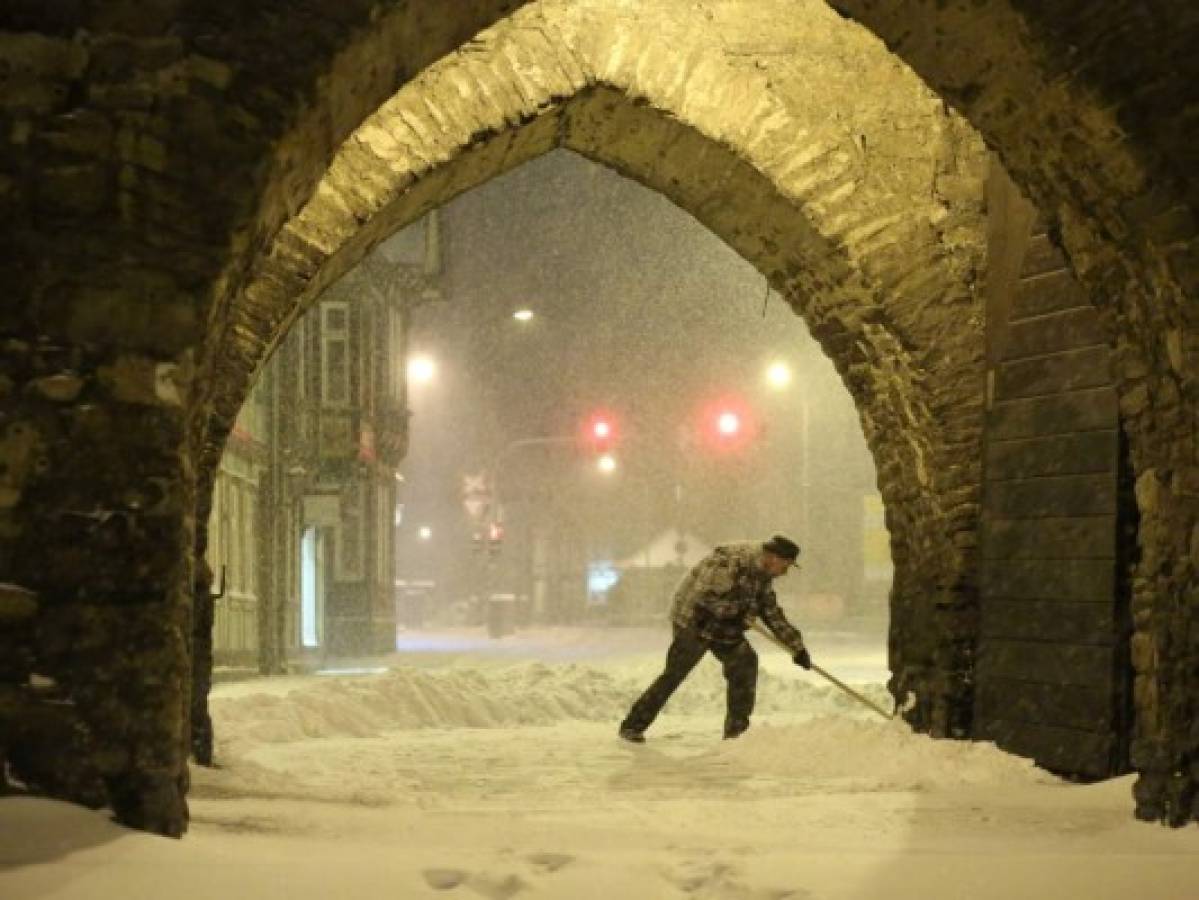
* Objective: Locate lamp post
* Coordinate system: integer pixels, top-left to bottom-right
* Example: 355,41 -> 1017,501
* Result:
763,359 -> 809,546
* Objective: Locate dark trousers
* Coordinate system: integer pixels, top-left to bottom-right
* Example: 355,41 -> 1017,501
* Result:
621,626 -> 759,737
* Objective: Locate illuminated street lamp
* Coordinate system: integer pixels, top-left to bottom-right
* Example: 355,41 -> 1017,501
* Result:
418,526 -> 433,540
766,360 -> 792,390
513,308 -> 535,322
597,453 -> 618,474
717,411 -> 742,436
408,355 -> 436,385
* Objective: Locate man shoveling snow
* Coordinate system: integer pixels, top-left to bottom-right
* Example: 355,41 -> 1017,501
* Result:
619,535 -> 810,742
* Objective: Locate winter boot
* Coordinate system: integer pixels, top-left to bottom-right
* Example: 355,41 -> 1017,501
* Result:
723,718 -> 749,740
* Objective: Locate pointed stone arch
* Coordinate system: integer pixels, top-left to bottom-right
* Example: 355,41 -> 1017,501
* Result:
200,0 -> 991,742
18,0 -> 1199,834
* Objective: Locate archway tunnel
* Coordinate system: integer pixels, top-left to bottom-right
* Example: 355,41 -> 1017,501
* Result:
0,0 -> 1196,853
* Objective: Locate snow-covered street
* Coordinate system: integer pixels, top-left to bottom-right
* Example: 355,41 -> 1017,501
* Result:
2,627 -> 1195,899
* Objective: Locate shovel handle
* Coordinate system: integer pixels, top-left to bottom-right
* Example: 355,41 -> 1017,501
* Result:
808,663 -> 894,720
748,620 -> 893,721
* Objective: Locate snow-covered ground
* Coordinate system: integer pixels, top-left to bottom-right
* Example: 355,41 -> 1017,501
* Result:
2,626 -> 1196,899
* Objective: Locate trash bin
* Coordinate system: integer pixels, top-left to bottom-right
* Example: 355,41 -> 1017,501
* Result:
486,593 -> 516,638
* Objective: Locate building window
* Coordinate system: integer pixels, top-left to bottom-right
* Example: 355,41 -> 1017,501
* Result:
390,306 -> 406,405
293,315 -> 306,400
243,481 -> 256,597
229,480 -> 242,594
321,302 -> 351,407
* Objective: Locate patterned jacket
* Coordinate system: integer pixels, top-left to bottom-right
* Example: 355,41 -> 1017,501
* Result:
669,541 -> 805,651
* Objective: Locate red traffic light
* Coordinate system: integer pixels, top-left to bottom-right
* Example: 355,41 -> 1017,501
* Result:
699,397 -> 757,452
582,410 -> 618,451
715,410 -> 742,437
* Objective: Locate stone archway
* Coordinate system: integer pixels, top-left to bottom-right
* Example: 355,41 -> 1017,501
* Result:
198,0 -> 990,765
4,0 -> 1197,836
826,0 -> 1199,824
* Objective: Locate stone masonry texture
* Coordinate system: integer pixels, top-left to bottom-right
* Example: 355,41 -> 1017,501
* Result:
0,0 -> 1196,833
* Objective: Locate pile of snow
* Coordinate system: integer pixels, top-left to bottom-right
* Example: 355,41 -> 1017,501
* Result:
715,718 -> 1056,791
208,656 -> 1056,798
211,659 -> 893,749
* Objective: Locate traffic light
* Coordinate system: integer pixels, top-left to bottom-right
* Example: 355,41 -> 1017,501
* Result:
716,410 -> 742,438
487,521 -> 504,556
699,397 -> 757,453
582,410 -> 618,453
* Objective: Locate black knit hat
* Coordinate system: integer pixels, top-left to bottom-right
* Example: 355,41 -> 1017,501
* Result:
762,535 -> 800,561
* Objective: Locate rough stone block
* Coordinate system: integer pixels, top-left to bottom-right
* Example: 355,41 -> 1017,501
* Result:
976,638 -> 1115,689
33,110 -> 115,160
983,516 -> 1115,560
986,430 -> 1117,480
1003,307 -> 1107,361
0,32 -> 87,81
28,372 -> 85,403
975,679 -> 1113,732
1011,270 -> 1098,321
1020,232 -> 1069,278
981,557 -> 1115,602
987,473 -> 1117,518
976,717 -> 1115,778
980,598 -> 1116,644
0,583 -> 39,623
988,388 -> 1118,439
0,0 -> 88,34
996,345 -> 1113,400
34,164 -> 112,216
1130,632 -> 1157,672
37,281 -> 201,355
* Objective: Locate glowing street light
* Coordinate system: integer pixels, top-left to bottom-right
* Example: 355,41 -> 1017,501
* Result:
597,453 -> 618,474
766,361 -> 792,390
717,411 -> 742,436
408,355 -> 436,385
513,308 -> 535,322
418,526 -> 433,540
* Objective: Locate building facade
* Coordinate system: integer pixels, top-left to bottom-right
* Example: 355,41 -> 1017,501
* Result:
207,213 -> 443,669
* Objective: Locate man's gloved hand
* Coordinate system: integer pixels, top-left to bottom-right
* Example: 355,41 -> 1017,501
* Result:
792,646 -> 812,670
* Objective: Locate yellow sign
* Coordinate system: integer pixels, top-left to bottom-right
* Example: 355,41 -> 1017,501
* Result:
862,493 -> 892,581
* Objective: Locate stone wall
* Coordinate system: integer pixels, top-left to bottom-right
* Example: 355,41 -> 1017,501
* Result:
977,166 -> 1133,778
828,0 -> 1199,825
0,0 -> 527,835
3,0 -> 1197,833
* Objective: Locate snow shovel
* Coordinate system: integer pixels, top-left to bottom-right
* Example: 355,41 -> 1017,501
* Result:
748,620 -> 896,721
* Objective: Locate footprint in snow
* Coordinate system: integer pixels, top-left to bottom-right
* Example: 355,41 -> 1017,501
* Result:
526,851 -> 574,872
422,868 -> 466,890
420,868 -> 528,899
666,858 -> 811,900
464,872 -> 528,899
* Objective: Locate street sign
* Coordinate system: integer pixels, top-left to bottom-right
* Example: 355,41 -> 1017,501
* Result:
462,473 -> 491,521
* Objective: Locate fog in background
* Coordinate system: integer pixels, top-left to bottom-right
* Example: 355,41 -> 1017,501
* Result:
397,150 -> 890,635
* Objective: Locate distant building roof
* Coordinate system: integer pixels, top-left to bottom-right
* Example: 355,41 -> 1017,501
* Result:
615,528 -> 709,569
